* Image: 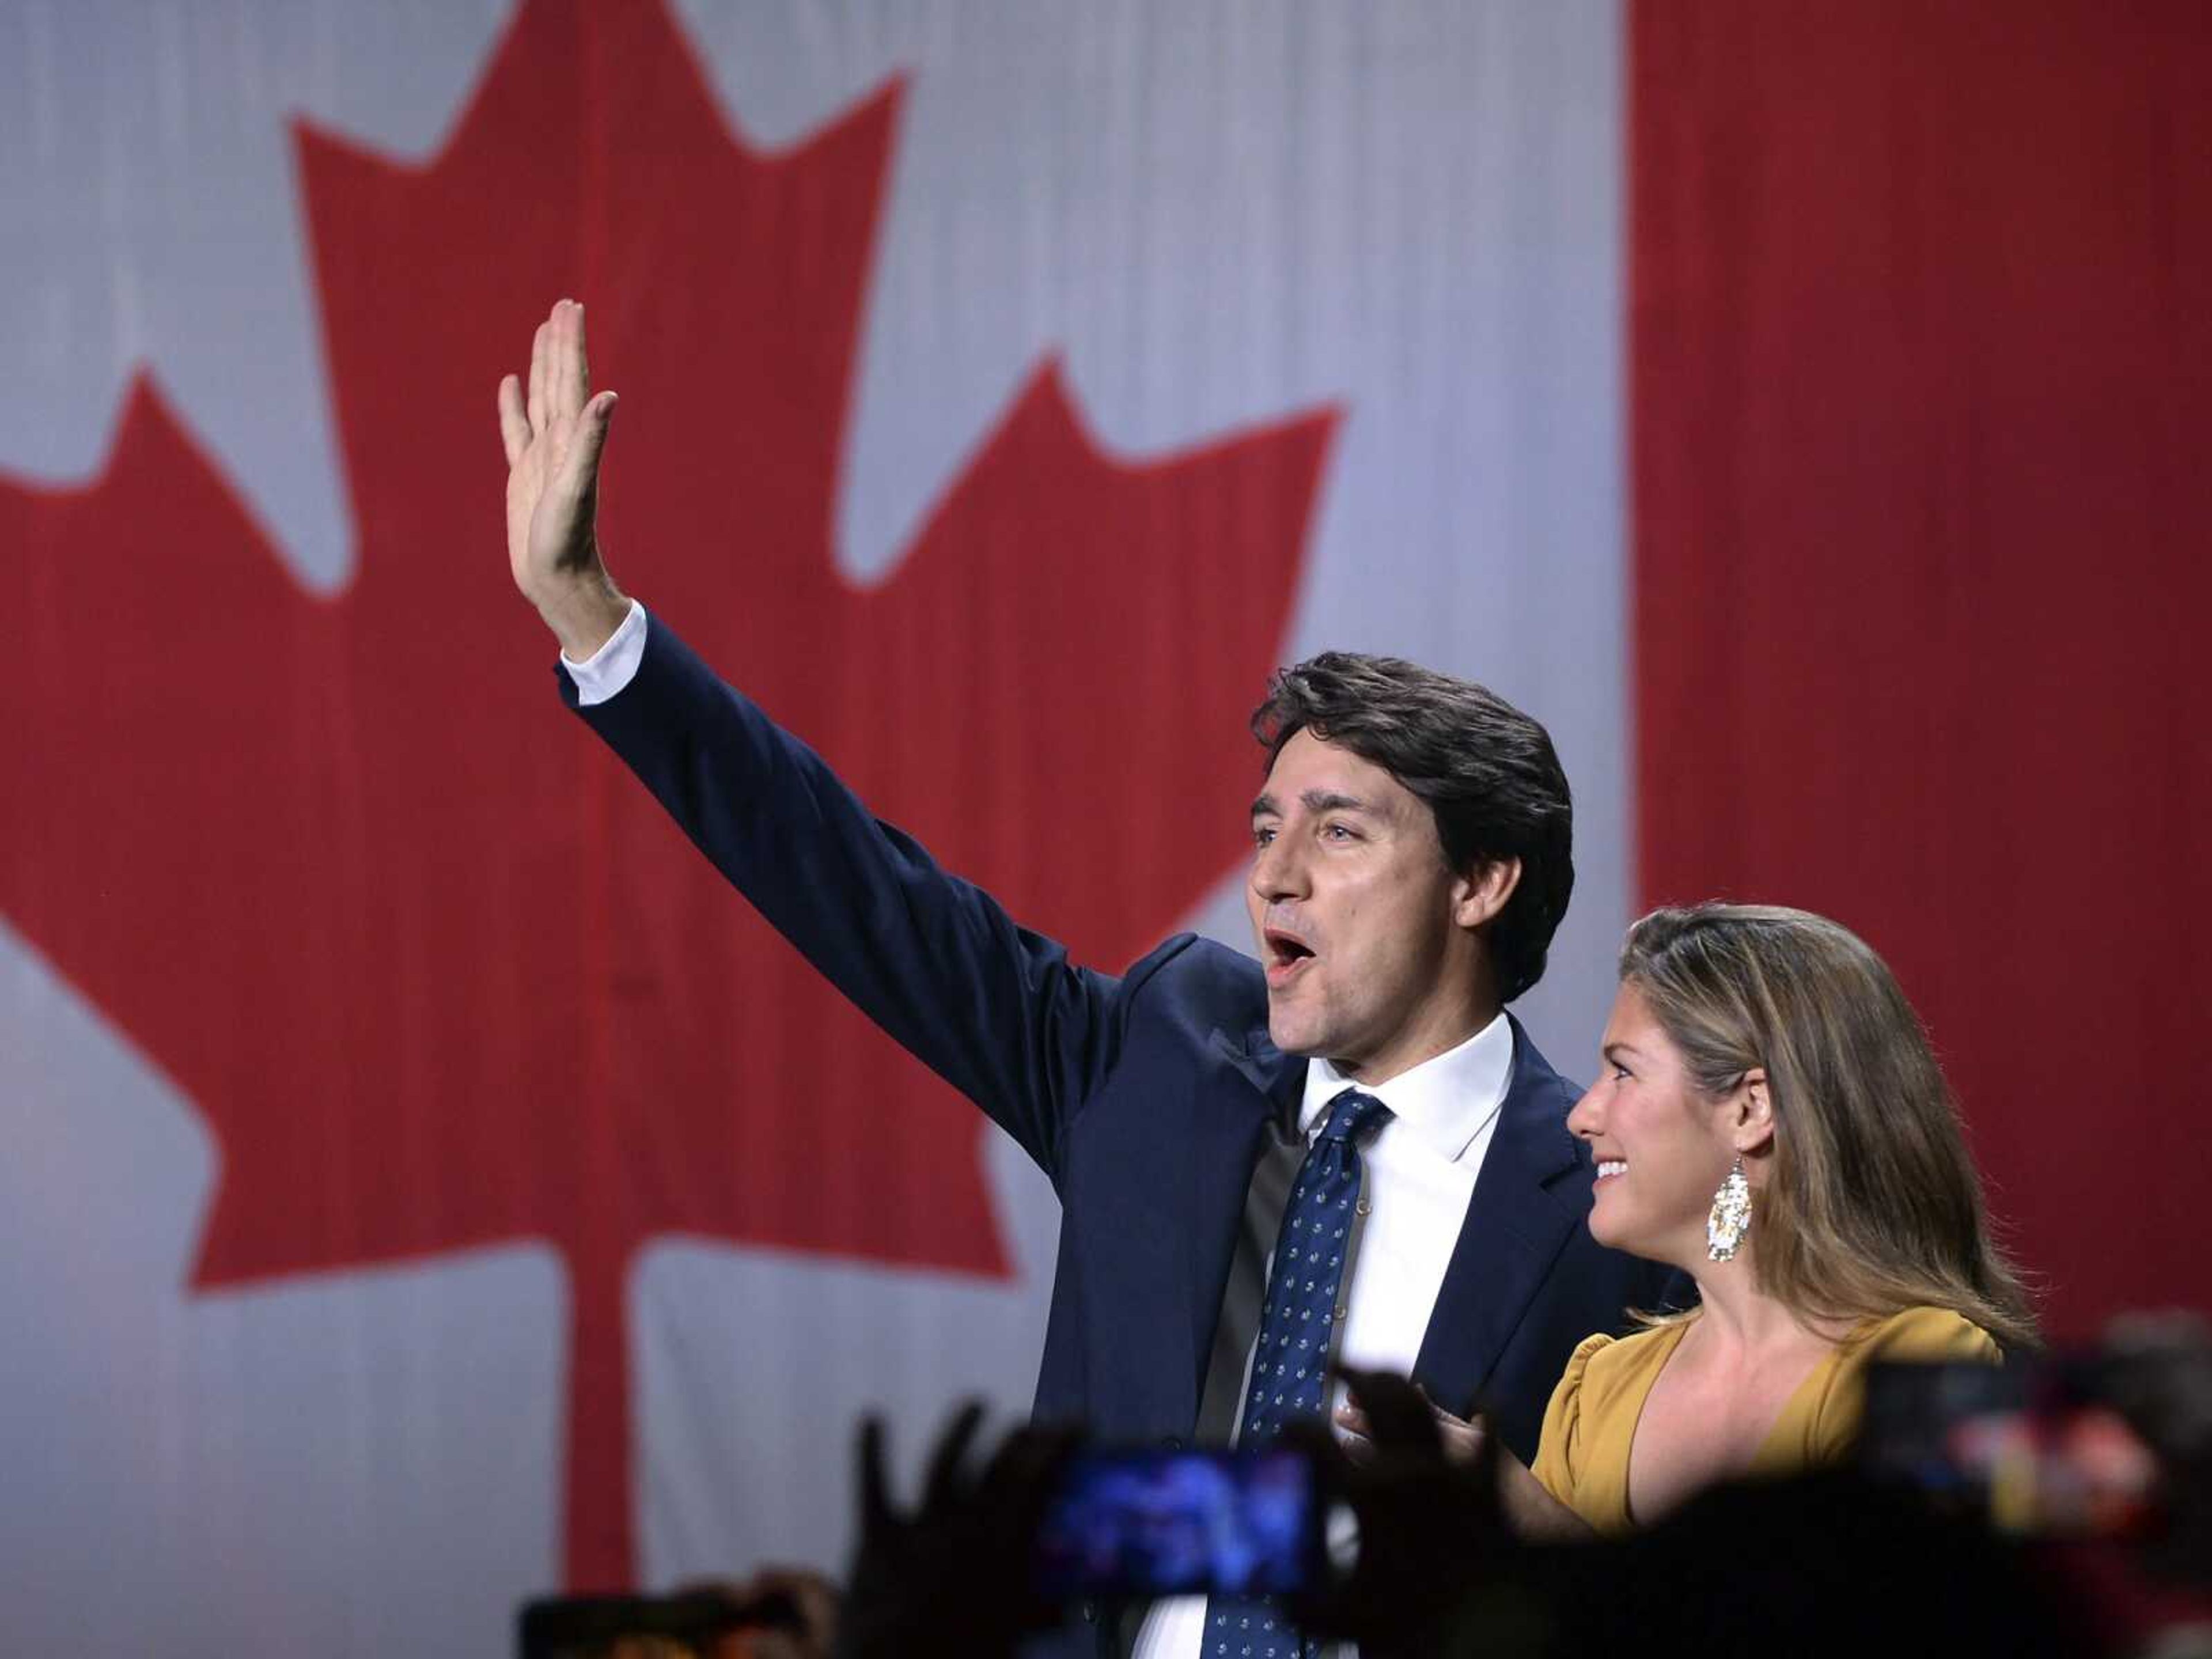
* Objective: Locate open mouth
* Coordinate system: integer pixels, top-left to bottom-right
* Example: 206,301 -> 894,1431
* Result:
1594,1159 -> 1627,1181
1263,927 -> 1316,986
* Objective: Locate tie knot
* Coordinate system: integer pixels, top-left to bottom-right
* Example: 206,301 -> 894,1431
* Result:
1319,1087 -> 1391,1145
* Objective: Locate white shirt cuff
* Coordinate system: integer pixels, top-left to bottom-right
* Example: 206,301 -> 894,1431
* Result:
560,599 -> 649,706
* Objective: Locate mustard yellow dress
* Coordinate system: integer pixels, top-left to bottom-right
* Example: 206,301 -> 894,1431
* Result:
1529,1305 -> 1999,1535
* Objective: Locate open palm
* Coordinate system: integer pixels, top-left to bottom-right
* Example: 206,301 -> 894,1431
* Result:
497,298 -> 626,656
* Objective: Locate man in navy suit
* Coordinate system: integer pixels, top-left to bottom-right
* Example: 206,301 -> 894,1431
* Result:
499,301 -> 1681,1654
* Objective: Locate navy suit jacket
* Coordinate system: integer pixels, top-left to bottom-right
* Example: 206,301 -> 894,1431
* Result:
567,619 -> 1684,1630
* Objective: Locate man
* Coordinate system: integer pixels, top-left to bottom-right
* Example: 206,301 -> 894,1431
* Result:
499,300 -> 1681,1656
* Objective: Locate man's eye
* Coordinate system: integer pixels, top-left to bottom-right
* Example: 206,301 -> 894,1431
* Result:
1611,1065 -> 1632,1082
1253,825 -> 1277,847
1323,823 -> 1355,841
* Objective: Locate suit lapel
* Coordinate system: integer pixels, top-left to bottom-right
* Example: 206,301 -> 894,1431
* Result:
1211,1021 -> 1308,1118
1410,1015 -> 1587,1415
1185,1024 -> 1305,1400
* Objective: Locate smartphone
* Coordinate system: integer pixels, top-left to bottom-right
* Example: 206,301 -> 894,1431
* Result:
517,1587 -> 798,1658
1859,1354 -> 2164,1538
1029,1445 -> 1324,1602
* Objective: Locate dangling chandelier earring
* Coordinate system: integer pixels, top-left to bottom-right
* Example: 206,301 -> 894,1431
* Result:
1706,1153 -> 1752,1262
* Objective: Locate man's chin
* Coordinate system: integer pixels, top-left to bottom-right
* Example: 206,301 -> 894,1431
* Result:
1266,1011 -> 1325,1058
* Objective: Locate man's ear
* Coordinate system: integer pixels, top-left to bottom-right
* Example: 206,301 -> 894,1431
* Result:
1452,857 -> 1521,931
1732,1068 -> 1775,1156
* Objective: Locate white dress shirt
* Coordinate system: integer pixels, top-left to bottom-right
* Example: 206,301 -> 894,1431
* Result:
1132,1016 -> 1513,1659
560,596 -> 650,701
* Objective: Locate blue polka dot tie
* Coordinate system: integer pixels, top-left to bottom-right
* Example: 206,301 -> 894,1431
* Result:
1202,1086 -> 1392,1659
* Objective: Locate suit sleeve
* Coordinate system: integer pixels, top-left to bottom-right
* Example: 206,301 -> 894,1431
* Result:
561,616 -> 1138,1183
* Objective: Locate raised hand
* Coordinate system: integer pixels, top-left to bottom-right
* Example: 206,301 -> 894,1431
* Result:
1285,1367 -> 1516,1657
497,297 -> 628,658
1334,1382 -> 1489,1467
833,1404 -> 1078,1659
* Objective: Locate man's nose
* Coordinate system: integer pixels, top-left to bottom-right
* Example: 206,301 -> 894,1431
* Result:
1250,833 -> 1309,903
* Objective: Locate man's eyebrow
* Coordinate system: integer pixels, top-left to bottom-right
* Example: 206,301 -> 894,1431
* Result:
1251,789 -> 1382,819
1300,789 -> 1375,816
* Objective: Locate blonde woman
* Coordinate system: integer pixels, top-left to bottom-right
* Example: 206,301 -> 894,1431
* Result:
1346,903 -> 2036,1536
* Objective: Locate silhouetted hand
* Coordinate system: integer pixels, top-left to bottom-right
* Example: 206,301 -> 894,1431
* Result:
1334,1382 -> 1488,1467
1285,1367 -> 1524,1658
832,1403 -> 1078,1659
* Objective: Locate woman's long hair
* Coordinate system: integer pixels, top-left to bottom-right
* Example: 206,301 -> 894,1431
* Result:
1623,904 -> 2037,1349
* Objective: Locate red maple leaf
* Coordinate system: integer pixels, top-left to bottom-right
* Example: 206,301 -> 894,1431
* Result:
0,0 -> 1332,1590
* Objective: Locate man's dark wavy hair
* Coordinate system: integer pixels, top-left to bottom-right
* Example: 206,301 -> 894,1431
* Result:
1249,651 -> 1574,1005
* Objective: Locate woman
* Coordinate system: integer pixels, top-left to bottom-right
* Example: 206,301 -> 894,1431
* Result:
1351,902 -> 2037,1537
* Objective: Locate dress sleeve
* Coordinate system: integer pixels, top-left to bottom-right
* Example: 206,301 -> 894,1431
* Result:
1812,1308 -> 2001,1462
1855,1306 -> 2002,1366
1529,1332 -> 1614,1510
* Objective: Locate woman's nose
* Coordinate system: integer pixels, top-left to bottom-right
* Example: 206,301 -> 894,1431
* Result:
1566,1083 -> 1602,1138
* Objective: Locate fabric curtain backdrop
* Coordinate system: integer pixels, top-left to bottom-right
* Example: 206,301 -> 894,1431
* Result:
1,2 -> 2202,1654
1633,0 -> 2211,1332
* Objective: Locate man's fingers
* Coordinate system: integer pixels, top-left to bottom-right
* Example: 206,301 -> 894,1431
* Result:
549,298 -> 586,422
527,317 -> 551,434
497,374 -> 531,466
557,298 -> 584,407
552,391 -> 617,506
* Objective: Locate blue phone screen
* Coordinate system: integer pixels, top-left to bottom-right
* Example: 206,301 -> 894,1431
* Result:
1031,1447 -> 1319,1600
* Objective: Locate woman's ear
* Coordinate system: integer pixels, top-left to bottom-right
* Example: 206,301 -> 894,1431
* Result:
1733,1067 -> 1775,1156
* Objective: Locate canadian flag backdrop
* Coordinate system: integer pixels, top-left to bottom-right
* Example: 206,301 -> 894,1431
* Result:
1,2 -> 2204,1653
